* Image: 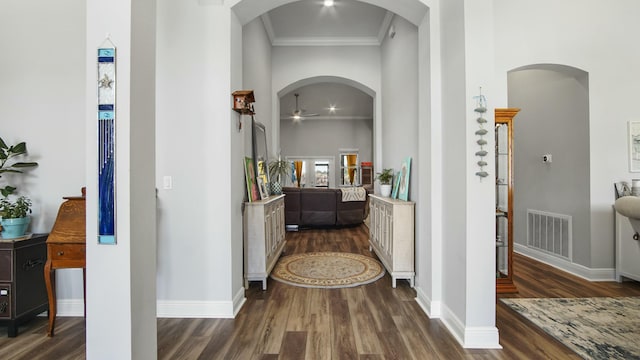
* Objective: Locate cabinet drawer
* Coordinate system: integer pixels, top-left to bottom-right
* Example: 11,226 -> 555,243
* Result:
0,284 -> 12,319
0,250 -> 11,282
48,244 -> 86,261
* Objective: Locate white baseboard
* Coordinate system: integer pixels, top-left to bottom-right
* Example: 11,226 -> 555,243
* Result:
439,303 -> 501,349
515,244 -> 616,281
463,327 -> 502,349
55,297 -> 242,318
56,299 -> 85,317
232,287 -> 247,317
414,287 -> 500,349
414,286 -> 441,318
157,300 -> 236,318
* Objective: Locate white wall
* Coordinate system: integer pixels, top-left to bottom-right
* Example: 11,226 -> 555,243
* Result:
494,0 -> 640,273
439,0 -> 500,347
509,67 -> 591,267
380,15 -> 419,198
243,17 -> 273,155
156,0 -> 242,314
0,0 -> 86,304
439,0 -> 469,336
85,0 -> 158,356
271,46 -> 382,166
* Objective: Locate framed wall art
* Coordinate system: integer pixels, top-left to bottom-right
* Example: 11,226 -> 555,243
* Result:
629,121 -> 640,172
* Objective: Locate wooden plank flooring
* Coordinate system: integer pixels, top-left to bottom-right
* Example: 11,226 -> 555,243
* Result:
1,225 -> 639,359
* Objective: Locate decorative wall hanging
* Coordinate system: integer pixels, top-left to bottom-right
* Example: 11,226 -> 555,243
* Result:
474,88 -> 489,179
97,37 -> 116,245
232,90 -> 255,131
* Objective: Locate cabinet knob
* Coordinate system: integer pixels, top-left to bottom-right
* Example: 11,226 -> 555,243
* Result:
57,251 -> 64,256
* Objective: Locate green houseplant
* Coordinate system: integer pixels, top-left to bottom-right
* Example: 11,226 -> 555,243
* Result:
376,168 -> 394,197
0,137 -> 38,238
268,159 -> 291,195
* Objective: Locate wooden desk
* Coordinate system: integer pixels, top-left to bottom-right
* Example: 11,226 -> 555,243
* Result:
44,192 -> 86,337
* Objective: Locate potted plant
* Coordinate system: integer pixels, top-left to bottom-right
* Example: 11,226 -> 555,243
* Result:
0,196 -> 33,238
268,158 -> 291,195
376,168 -> 394,197
0,137 -> 38,238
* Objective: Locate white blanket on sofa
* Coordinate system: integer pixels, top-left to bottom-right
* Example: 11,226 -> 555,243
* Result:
340,187 -> 367,202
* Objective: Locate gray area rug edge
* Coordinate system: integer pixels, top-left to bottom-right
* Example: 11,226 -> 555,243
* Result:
501,296 -> 640,360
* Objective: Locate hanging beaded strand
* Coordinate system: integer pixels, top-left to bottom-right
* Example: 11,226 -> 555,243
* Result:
474,87 -> 489,179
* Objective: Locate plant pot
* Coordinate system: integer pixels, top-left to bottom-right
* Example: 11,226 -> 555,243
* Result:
270,181 -> 282,195
1,216 -> 30,239
380,184 -> 392,197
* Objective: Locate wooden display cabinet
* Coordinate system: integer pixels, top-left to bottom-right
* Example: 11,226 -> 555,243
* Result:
495,108 -> 519,293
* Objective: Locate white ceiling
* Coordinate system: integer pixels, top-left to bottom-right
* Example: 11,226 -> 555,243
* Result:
262,0 -> 392,46
280,82 -> 373,120
262,0 -> 390,121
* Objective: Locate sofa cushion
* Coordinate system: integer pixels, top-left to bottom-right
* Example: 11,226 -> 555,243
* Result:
300,188 -> 337,226
336,198 -> 369,226
283,187 -> 300,225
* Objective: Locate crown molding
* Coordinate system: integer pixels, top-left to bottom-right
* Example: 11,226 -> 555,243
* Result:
280,115 -> 373,121
260,14 -> 276,44
273,36 -> 379,47
377,11 -> 394,44
198,0 -> 223,5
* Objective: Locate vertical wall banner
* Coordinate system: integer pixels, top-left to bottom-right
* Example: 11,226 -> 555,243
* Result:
97,38 -> 116,245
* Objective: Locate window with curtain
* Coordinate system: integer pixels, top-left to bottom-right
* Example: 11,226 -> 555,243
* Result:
340,152 -> 359,186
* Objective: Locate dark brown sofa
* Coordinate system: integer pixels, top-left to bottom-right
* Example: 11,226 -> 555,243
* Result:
282,187 -> 369,228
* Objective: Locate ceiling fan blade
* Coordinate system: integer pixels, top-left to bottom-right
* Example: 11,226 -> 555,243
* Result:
285,93 -> 319,120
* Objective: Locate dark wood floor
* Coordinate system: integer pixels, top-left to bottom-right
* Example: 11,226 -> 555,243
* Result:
1,225 -> 639,359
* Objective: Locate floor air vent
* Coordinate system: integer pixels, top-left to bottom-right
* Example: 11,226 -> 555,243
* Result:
526,209 -> 572,260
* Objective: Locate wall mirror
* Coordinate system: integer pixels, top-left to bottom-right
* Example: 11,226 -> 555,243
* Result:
252,120 -> 270,189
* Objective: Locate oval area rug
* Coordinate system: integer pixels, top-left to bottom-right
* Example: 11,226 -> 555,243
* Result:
271,252 -> 385,288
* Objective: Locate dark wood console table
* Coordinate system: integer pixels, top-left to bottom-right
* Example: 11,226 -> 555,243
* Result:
0,234 -> 49,337
44,190 -> 86,337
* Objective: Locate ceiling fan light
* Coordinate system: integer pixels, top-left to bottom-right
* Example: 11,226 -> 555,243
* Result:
323,0 -> 334,7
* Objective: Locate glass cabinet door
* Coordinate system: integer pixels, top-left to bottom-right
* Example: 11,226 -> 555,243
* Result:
495,108 -> 519,293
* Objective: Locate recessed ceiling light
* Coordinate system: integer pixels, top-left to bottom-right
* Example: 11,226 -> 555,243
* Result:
324,0 -> 335,7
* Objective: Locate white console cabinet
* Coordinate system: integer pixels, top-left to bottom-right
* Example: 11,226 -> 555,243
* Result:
368,194 -> 415,288
244,195 -> 286,290
615,211 -> 640,283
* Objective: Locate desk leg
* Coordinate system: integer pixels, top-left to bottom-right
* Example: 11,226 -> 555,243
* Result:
83,268 -> 86,317
44,260 -> 56,337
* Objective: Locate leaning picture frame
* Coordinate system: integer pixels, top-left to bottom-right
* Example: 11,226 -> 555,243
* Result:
244,157 -> 260,202
257,177 -> 269,200
391,171 -> 401,199
398,157 -> 411,201
629,121 -> 640,172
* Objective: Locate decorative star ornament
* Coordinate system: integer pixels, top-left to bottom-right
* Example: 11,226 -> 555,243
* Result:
99,74 -> 114,89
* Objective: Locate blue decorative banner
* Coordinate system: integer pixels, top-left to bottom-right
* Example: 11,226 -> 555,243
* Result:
97,38 -> 116,245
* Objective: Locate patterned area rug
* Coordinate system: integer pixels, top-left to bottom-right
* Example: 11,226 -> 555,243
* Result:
501,297 -> 640,360
271,252 -> 385,288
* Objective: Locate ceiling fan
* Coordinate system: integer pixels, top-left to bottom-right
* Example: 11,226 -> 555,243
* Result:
287,93 -> 318,120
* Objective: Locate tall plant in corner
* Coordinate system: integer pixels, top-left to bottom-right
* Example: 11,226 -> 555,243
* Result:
0,137 -> 38,238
